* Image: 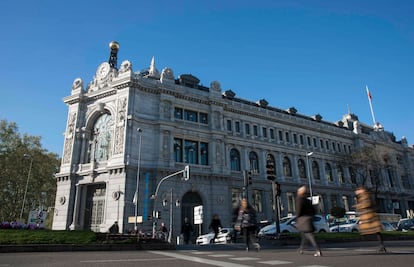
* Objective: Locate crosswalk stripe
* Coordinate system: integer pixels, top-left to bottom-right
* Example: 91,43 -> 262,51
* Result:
151,251 -> 253,267
258,260 -> 292,265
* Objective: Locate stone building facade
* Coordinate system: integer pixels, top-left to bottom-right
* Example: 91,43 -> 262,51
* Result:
53,42 -> 414,239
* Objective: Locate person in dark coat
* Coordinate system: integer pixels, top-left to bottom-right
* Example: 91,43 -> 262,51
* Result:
109,221 -> 119,234
181,217 -> 193,244
235,198 -> 260,252
209,214 -> 222,243
354,186 -> 386,253
295,185 -> 322,257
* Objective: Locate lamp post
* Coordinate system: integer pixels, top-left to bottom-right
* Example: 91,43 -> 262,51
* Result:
134,128 -> 143,233
20,154 -> 33,222
306,152 -> 314,199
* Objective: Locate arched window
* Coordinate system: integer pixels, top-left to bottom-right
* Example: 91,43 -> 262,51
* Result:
312,160 -> 320,180
230,148 -> 241,171
249,151 -> 259,174
337,165 -> 344,183
89,113 -> 113,163
325,163 -> 333,182
283,156 -> 292,177
297,159 -> 306,178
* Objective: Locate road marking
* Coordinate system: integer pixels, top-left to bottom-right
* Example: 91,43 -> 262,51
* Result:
209,254 -> 234,257
258,260 -> 292,265
230,257 -> 261,261
192,251 -> 214,254
80,257 -> 177,263
151,251 -> 253,267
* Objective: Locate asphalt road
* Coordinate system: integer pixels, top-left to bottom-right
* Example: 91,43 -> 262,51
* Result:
1,240 -> 413,267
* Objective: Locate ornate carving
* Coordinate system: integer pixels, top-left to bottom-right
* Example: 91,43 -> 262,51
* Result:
119,60 -> 132,73
63,112 -> 77,164
210,81 -> 221,92
161,67 -> 174,83
72,78 -> 83,91
114,97 -> 127,154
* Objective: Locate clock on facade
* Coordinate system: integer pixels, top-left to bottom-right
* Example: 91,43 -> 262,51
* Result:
97,62 -> 110,79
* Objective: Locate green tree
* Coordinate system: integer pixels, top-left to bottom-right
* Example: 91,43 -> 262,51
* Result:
0,119 -> 60,225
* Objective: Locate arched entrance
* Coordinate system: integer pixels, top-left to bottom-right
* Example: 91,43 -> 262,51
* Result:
181,191 -> 202,242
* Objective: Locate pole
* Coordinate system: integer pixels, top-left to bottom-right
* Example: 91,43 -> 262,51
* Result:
271,180 -> 280,236
20,155 -> 33,222
366,85 -> 377,125
134,128 -> 142,233
169,188 -> 173,243
306,152 -> 313,198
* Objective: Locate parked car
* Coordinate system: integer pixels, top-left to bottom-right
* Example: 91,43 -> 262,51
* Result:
381,221 -> 396,231
258,215 -> 329,238
329,218 -> 359,233
396,218 -> 414,231
196,227 -> 234,245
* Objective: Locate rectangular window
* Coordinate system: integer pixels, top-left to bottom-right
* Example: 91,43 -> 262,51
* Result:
252,190 -> 263,212
326,140 -> 330,150
227,120 -> 232,132
253,125 -> 258,136
300,135 -> 304,145
262,127 -> 267,138
200,142 -> 208,165
174,138 -> 209,166
293,133 -> 297,144
174,138 -> 183,162
235,121 -> 240,133
174,107 -> 183,120
279,130 -> 283,141
332,142 -> 336,151
199,113 -> 208,124
313,138 -> 317,147
320,140 -> 324,149
184,140 -> 198,164
307,136 -> 311,146
184,110 -> 198,122
245,123 -> 251,135
285,132 -> 290,142
270,129 -> 275,139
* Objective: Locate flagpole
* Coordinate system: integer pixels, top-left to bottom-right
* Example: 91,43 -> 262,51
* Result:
366,85 -> 376,125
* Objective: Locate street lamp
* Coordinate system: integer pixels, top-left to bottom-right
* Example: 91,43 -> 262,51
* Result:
20,154 -> 33,222
306,152 -> 314,199
134,128 -> 143,233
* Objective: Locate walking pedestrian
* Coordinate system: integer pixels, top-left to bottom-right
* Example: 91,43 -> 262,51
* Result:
354,186 -> 386,253
181,217 -> 193,244
209,214 -> 222,243
295,185 -> 322,257
235,198 -> 260,252
108,221 -> 119,234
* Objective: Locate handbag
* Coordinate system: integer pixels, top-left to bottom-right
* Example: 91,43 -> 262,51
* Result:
296,216 -> 315,233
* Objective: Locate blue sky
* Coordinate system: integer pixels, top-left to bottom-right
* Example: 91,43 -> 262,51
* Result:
1,0 -> 413,156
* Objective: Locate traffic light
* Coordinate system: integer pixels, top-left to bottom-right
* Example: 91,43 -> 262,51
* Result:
275,182 -> 281,196
183,165 -> 190,180
244,170 -> 252,186
266,162 -> 276,181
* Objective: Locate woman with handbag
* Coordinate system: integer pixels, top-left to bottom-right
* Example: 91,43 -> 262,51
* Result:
296,185 -> 322,257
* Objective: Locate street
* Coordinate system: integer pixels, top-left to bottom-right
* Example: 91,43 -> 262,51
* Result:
0,240 -> 413,267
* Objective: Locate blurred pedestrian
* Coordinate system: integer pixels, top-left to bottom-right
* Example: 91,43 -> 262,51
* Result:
295,185 -> 322,257
354,186 -> 386,253
159,222 -> 168,241
209,214 -> 222,243
181,217 -> 193,244
235,198 -> 260,252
